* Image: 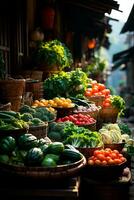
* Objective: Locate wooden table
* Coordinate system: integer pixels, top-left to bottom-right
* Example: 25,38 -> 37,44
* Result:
0,174 -> 80,200
79,167 -> 132,200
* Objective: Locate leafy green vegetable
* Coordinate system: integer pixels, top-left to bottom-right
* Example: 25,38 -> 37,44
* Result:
44,68 -> 88,99
110,95 -> 126,116
118,123 -> 131,135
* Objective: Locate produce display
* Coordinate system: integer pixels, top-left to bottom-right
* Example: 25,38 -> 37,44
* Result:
88,148 -> 126,166
0,111 -> 29,130
19,105 -> 56,124
56,113 -> 96,126
99,123 -> 130,144
73,104 -> 100,113
85,80 -> 110,98
48,121 -> 103,148
32,97 -> 74,108
0,133 -> 83,167
0,65 -> 131,181
85,80 -> 125,116
43,69 -> 88,99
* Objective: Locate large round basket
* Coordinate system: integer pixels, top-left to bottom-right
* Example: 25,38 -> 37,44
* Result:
55,107 -> 75,118
86,95 -> 105,107
0,102 -> 11,111
85,160 -> 127,180
100,106 -> 119,123
28,123 -> 48,138
77,146 -> 103,160
73,106 -> 101,120
77,121 -> 96,131
0,155 -> 86,179
104,142 -> 125,152
0,127 -> 28,139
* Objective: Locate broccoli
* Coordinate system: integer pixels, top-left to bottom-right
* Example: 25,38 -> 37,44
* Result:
21,113 -> 33,122
19,105 -> 36,115
30,118 -> 44,126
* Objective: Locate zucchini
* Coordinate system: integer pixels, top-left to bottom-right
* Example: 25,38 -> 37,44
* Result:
70,97 -> 89,107
2,110 -> 20,119
0,112 -> 16,120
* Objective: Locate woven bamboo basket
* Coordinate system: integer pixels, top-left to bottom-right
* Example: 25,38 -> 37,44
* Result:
86,95 -> 105,107
77,120 -> 97,131
0,127 -> 28,139
0,102 -> 11,111
0,155 -> 86,179
28,123 -> 48,138
100,106 -> 119,123
73,106 -> 101,120
77,146 -> 103,160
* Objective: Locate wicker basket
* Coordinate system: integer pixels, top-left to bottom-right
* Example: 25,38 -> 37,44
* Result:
100,106 -> 119,123
28,123 -> 48,138
78,121 -> 96,131
86,95 -> 105,107
77,146 -> 103,160
104,142 -> 125,152
73,106 -> 101,120
0,155 -> 86,179
55,107 -> 75,118
86,160 -> 127,180
0,128 -> 28,139
0,102 -> 11,111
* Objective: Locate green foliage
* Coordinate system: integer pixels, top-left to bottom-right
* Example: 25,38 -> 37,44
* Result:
83,56 -> 107,77
110,95 -> 126,116
32,40 -> 73,69
44,68 -> 88,99
118,123 -> 131,135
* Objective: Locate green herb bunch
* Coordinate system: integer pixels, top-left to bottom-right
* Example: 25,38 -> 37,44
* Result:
33,40 -> 73,69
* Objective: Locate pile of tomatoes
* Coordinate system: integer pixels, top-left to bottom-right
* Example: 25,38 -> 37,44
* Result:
84,81 -> 112,108
57,113 -> 96,126
88,148 -> 126,166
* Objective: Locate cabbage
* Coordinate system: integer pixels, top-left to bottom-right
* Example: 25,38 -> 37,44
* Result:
104,123 -> 121,132
109,130 -> 122,143
100,130 -> 112,144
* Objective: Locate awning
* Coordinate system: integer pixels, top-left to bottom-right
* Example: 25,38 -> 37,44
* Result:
121,5 -> 134,33
112,46 -> 134,71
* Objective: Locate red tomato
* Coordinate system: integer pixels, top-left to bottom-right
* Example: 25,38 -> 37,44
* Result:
110,153 -> 117,159
88,160 -> 94,165
101,89 -> 110,96
113,150 -> 119,154
94,150 -> 102,157
101,160 -> 107,165
114,158 -> 122,164
108,159 -> 115,165
96,154 -> 106,161
120,157 -> 126,162
98,83 -> 106,91
103,102 -> 111,108
95,159 -> 102,165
